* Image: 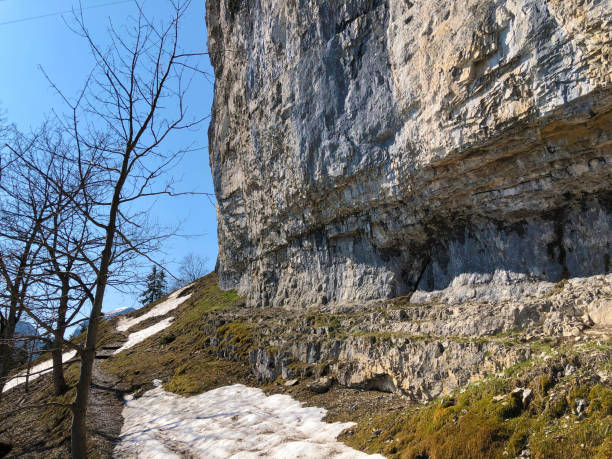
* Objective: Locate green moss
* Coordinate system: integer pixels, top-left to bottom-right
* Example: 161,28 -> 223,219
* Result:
217,289 -> 241,302
345,376 -> 520,457
579,339 -> 612,352
506,425 -> 529,456
160,332 -> 176,345
440,396 -> 456,408
216,321 -> 256,357
545,396 -> 569,419
588,384 -> 612,416
499,391 -> 524,419
539,374 -> 555,395
308,312 -> 342,328
502,357 -> 535,377
529,339 -> 556,355
104,273 -> 248,391
341,355 -> 612,459
568,384 -> 590,406
173,273 -> 244,329
103,278 -> 255,396
165,358 -> 253,395
530,416 -> 612,458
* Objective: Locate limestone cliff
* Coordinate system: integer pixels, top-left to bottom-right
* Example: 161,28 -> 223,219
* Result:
206,0 -> 612,307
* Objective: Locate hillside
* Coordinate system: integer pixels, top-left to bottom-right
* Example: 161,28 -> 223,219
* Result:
2,0 -> 610,457
1,272 -> 610,457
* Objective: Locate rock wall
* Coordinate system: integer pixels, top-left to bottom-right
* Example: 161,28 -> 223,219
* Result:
209,274 -> 612,402
206,0 -> 612,307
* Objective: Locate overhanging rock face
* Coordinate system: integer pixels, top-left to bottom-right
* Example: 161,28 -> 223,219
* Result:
206,0 -> 612,307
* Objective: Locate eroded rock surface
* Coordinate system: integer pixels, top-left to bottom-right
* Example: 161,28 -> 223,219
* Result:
206,0 -> 612,307
206,274 -> 612,402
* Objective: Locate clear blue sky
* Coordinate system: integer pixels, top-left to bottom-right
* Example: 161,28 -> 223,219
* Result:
0,0 -> 218,314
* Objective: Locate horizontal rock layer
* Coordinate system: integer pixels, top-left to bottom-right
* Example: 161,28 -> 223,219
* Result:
206,0 -> 612,306
207,274 -> 612,402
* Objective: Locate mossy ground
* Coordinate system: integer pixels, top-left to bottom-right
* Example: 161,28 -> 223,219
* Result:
336,346 -> 612,459
101,273 -> 254,393
0,273 -> 250,457
0,362 -> 78,457
1,272 -> 610,458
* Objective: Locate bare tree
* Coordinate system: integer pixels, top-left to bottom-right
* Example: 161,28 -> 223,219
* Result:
31,128 -> 100,396
174,253 -> 210,288
1,2 -> 209,453
0,131 -> 53,398
43,1 -> 210,455
2,124 -> 98,397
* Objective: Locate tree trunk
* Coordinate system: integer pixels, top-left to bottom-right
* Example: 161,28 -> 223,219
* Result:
71,157 -> 126,458
52,282 -> 69,396
70,345 -> 94,458
70,285 -> 107,458
0,316 -> 17,399
70,288 -> 105,458
51,346 -> 68,396
0,337 -> 13,389
0,341 -> 13,401
24,342 -> 34,393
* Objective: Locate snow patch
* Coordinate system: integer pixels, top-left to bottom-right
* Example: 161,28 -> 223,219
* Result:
114,317 -> 174,354
117,285 -> 192,332
2,350 -> 78,393
114,384 -> 384,458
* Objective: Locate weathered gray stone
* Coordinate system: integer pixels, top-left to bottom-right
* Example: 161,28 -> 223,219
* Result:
204,273 -> 611,402
308,376 -> 333,394
206,0 -> 612,307
588,298 -> 612,326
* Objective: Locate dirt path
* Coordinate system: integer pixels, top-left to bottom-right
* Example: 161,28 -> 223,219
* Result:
86,344 -> 127,458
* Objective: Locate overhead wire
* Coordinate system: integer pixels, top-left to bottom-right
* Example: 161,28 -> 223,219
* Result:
0,0 -> 133,27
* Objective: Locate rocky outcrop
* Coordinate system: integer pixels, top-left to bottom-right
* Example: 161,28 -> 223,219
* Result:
206,0 -> 612,307
206,274 -> 612,402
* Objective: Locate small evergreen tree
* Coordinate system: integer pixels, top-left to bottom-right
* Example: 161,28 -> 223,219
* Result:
159,270 -> 167,295
139,266 -> 167,305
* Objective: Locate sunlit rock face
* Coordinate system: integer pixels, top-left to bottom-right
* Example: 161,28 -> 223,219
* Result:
206,0 -> 612,307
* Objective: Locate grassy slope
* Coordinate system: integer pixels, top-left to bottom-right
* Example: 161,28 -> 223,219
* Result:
340,343 -> 612,458
105,273 -> 612,458
0,318 -> 121,458
1,272 -> 610,458
0,273 -> 248,457
0,364 -> 78,458
102,273 -> 254,395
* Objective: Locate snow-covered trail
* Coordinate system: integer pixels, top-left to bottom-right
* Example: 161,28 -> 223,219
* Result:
2,350 -> 78,393
113,286 -> 382,457
116,285 -> 192,332
114,382 -> 384,459
2,285 -> 191,393
114,317 -> 175,354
